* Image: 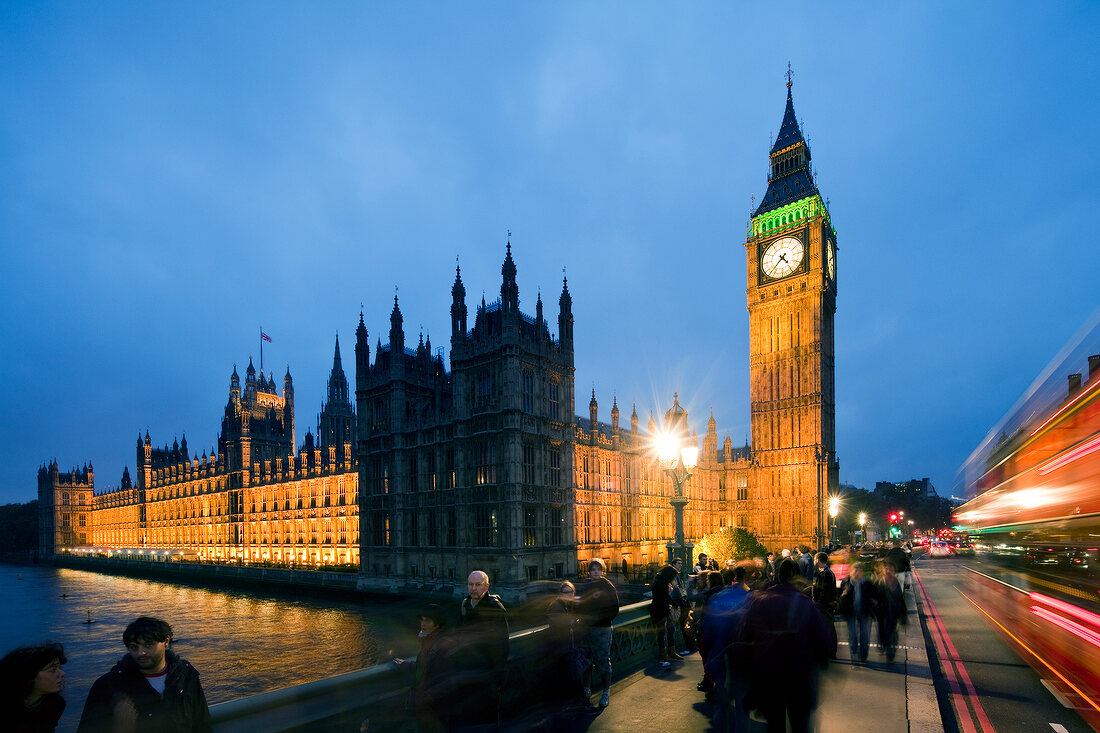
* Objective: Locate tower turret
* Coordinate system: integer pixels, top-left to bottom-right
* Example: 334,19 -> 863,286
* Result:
451,262 -> 468,344
589,389 -> 598,426
389,295 -> 404,364
501,241 -> 519,314
558,275 -> 573,347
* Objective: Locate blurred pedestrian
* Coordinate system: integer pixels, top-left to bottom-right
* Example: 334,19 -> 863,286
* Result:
452,570 -> 509,731
0,642 -> 67,733
736,559 -> 831,733
874,559 -> 907,662
703,566 -> 752,733
838,562 -> 877,663
393,604 -> 458,733
578,559 -> 619,709
649,564 -> 680,663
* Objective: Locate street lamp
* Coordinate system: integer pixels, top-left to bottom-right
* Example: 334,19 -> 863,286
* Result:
858,511 -> 867,542
814,448 -> 828,549
828,495 -> 840,546
657,429 -> 699,573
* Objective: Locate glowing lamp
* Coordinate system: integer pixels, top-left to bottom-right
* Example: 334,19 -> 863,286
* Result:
681,445 -> 699,469
828,496 -> 840,518
656,434 -> 680,468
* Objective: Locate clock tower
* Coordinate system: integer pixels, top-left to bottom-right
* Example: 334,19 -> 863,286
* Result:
745,75 -> 837,549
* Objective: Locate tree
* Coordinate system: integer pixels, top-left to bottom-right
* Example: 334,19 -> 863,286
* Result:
696,527 -> 768,564
0,501 -> 38,554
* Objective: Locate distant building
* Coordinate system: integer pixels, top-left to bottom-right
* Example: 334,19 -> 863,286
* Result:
874,478 -> 938,501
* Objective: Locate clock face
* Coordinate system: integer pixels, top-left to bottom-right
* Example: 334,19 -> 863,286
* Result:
827,241 -> 836,281
761,236 -> 804,280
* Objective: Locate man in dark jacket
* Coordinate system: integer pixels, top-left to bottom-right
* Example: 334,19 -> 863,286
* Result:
736,559 -> 831,733
452,570 -> 510,730
811,552 -> 838,618
578,559 -> 619,708
76,616 -> 211,733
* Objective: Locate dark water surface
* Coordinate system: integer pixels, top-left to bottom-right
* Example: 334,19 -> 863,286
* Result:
1,563 -> 418,733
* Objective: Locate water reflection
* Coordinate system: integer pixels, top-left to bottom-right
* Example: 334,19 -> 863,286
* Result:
0,564 -> 415,733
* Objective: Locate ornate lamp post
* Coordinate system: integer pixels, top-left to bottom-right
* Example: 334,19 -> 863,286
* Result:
657,431 -> 699,573
858,512 -> 867,542
828,495 -> 840,546
814,447 -> 828,549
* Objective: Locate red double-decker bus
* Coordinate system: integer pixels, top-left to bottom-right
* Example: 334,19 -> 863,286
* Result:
954,310 -> 1100,729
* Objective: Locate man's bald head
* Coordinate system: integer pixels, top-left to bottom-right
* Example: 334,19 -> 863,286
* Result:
467,570 -> 490,601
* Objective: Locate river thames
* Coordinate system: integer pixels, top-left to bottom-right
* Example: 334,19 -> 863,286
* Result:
1,562 -> 420,733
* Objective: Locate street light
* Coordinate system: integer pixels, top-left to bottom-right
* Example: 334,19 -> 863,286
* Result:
657,427 -> 699,573
828,495 -> 840,545
814,448 -> 829,549
858,512 -> 867,541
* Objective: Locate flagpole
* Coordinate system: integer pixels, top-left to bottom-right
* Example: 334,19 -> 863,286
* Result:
260,326 -> 263,374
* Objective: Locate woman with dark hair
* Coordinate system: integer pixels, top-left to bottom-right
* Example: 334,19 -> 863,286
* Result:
649,564 -> 681,663
0,642 -> 67,732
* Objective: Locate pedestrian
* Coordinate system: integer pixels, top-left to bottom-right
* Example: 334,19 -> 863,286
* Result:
811,552 -> 838,618
838,562 -> 877,663
798,546 -> 814,582
669,557 -> 695,652
703,566 -> 753,733
736,559 -> 832,733
761,552 -> 776,586
694,570 -> 727,701
451,570 -> 510,731
0,642 -> 67,733
545,581 -> 584,698
874,559 -> 907,662
578,559 -> 619,709
76,616 -> 211,733
648,564 -> 680,663
393,604 -> 458,733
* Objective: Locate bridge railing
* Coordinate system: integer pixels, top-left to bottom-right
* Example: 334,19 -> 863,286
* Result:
210,600 -> 656,733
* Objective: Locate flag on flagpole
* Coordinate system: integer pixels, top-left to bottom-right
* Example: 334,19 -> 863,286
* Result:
261,332 -> 272,343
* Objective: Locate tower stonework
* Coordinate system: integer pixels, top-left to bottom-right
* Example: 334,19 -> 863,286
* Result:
745,78 -> 838,550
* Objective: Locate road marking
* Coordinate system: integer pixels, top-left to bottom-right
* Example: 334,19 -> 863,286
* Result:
916,572 -> 994,733
1040,679 -> 1072,708
1050,724 -> 1070,732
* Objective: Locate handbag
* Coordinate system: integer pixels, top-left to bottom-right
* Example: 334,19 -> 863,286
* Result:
565,624 -> 591,680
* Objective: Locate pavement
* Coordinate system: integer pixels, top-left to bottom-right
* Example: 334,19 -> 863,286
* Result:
580,571 -> 942,733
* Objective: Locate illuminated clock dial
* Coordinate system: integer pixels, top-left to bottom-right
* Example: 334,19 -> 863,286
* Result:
761,236 -> 804,279
827,240 -> 836,281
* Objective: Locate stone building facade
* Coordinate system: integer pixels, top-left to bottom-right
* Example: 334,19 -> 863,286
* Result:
39,79 -> 838,577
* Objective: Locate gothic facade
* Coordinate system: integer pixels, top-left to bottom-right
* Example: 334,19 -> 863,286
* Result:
39,79 -> 838,580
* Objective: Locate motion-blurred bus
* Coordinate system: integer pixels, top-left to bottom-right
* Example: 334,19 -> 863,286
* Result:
954,310 -> 1100,729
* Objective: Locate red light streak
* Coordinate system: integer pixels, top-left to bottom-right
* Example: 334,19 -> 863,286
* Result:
1030,379 -> 1100,437
1037,432 -> 1100,476
1030,606 -> 1100,648
1030,592 -> 1100,628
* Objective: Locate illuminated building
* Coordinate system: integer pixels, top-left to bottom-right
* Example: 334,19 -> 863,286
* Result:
40,78 -> 838,577
743,74 -> 838,549
39,344 -> 360,565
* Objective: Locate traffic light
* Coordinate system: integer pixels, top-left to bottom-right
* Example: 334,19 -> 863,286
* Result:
888,512 -> 900,538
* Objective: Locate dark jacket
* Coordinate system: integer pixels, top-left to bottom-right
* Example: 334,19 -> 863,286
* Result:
579,576 -> 620,628
76,649 -> 211,733
838,576 -> 878,617
410,629 -> 459,725
10,693 -> 65,733
455,593 -> 510,681
811,565 -> 838,615
736,582 -> 832,689
649,568 -> 676,620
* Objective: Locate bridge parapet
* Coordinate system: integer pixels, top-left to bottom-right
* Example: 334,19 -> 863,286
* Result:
210,600 -> 655,732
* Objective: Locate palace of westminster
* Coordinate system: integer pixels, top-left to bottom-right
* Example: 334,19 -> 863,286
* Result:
38,81 -> 839,590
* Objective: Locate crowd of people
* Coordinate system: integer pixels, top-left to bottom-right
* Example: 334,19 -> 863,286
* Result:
1,543 -> 911,733
651,541 -> 912,733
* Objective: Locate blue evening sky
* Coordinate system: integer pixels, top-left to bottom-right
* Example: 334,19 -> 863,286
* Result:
2,3 -> 1098,505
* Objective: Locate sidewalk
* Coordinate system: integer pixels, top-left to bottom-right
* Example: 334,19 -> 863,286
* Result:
584,573 -> 941,732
